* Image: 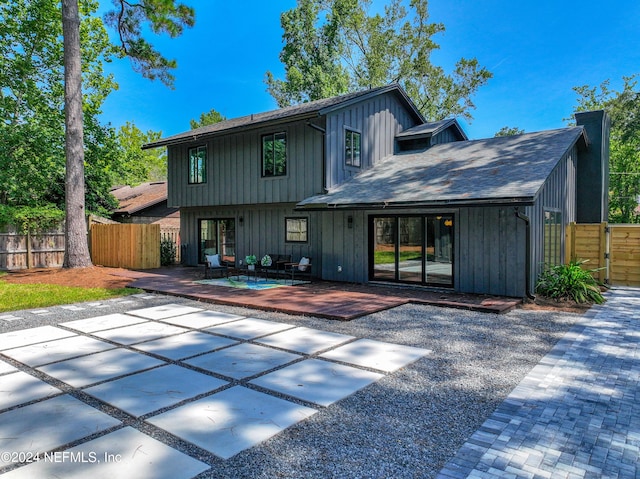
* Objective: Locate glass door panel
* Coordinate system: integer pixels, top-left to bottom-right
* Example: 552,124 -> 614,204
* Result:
199,219 -> 236,264
398,217 -> 423,283
372,217 -> 396,281
426,215 -> 453,286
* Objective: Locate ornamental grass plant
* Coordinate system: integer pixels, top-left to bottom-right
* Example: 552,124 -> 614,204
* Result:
535,260 -> 606,304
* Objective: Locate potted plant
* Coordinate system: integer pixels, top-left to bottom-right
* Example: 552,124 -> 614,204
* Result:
245,254 -> 257,270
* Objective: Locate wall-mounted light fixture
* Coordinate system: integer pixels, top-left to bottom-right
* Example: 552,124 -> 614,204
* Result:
239,216 -> 244,226
347,215 -> 353,229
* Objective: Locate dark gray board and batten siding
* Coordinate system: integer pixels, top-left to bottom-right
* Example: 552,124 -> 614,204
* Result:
167,121 -> 325,209
180,205 -> 320,269
324,93 -> 420,189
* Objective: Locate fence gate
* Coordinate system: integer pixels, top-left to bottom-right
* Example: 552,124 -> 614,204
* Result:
566,222 -> 640,286
90,224 -> 160,269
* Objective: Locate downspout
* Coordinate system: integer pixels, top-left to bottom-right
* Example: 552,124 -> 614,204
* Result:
514,207 -> 536,300
306,121 -> 327,192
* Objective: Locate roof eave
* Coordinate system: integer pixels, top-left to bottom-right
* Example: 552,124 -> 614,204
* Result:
319,84 -> 425,123
142,111 -> 321,149
295,196 -> 535,211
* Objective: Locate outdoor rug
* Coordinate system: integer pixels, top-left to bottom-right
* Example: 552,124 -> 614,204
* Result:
194,276 -> 308,290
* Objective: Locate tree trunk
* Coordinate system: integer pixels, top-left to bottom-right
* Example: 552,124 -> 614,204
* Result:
62,0 -> 92,268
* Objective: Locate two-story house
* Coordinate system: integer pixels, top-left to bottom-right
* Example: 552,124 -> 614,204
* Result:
144,84 -> 609,298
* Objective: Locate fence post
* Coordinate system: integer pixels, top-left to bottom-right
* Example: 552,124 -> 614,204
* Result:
600,221 -> 608,284
565,222 -> 575,263
26,230 -> 32,269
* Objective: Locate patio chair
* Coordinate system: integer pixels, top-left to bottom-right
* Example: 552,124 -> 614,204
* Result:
262,254 -> 292,279
283,257 -> 312,284
204,254 -> 228,279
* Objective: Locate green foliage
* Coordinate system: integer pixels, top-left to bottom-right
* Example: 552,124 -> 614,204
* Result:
535,260 -> 605,305
266,0 -> 492,121
160,237 -> 177,266
0,282 -> 141,313
114,121 -> 167,184
190,109 -> 226,129
0,0 -> 121,215
0,205 -> 65,234
104,0 -> 195,88
265,0 -> 351,106
572,75 -> 640,223
495,126 -> 525,137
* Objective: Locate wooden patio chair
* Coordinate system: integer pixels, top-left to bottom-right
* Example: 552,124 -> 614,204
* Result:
283,257 -> 312,284
204,254 -> 228,279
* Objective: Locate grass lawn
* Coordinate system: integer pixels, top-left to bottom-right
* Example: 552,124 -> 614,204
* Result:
0,282 -> 141,313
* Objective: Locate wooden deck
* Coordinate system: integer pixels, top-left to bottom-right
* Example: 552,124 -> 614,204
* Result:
121,266 -> 521,320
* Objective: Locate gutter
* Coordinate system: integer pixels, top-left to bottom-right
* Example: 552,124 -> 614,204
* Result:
296,197 -> 536,211
514,207 -> 536,300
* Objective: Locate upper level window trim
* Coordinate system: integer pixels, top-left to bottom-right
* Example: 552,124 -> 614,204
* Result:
345,127 -> 361,168
188,145 -> 207,184
262,132 -> 287,177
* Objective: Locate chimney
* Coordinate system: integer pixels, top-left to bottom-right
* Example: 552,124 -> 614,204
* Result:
575,110 -> 610,223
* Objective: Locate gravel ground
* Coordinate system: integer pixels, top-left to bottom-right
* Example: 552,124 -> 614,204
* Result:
0,294 -> 583,479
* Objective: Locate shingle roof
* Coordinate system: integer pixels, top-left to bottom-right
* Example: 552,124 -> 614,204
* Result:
143,84 -> 423,149
396,118 -> 467,140
111,182 -> 169,215
297,127 -> 587,208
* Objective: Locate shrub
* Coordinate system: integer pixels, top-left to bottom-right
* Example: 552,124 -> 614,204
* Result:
160,238 -> 177,266
535,260 -> 606,304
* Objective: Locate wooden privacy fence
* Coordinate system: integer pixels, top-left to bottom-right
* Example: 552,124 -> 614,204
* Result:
566,222 -> 640,286
0,225 -> 65,270
91,223 -> 160,269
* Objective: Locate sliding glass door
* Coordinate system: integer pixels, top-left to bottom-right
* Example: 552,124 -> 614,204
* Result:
370,215 -> 453,287
198,219 -> 236,264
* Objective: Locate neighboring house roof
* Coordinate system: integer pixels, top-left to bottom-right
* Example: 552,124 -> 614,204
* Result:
396,118 -> 468,141
297,127 -> 588,209
143,84 -> 424,149
111,182 -> 169,215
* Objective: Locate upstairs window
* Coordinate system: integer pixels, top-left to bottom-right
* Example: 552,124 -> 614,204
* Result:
345,128 -> 361,167
188,145 -> 207,184
262,132 -> 287,177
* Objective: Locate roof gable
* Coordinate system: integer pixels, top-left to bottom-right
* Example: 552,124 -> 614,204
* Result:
297,127 -> 586,208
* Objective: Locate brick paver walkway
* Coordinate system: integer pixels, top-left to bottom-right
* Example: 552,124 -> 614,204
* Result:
438,287 -> 640,479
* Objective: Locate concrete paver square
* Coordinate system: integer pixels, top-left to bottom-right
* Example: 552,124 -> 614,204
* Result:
206,317 -> 294,340
60,313 -> 148,333
251,359 -> 384,407
160,310 -> 245,328
90,322 -> 189,345
255,326 -> 355,354
132,331 -> 238,360
185,343 -> 301,379
320,338 -> 431,372
0,395 -> 120,466
0,426 -> 209,479
147,386 -> 317,459
0,371 -> 61,410
2,336 -> 115,367
0,359 -> 16,375
83,365 -> 227,417
38,348 -> 165,387
126,303 -> 203,320
0,326 -> 76,351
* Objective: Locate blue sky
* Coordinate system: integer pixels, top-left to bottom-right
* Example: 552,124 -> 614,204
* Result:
100,0 -> 640,140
